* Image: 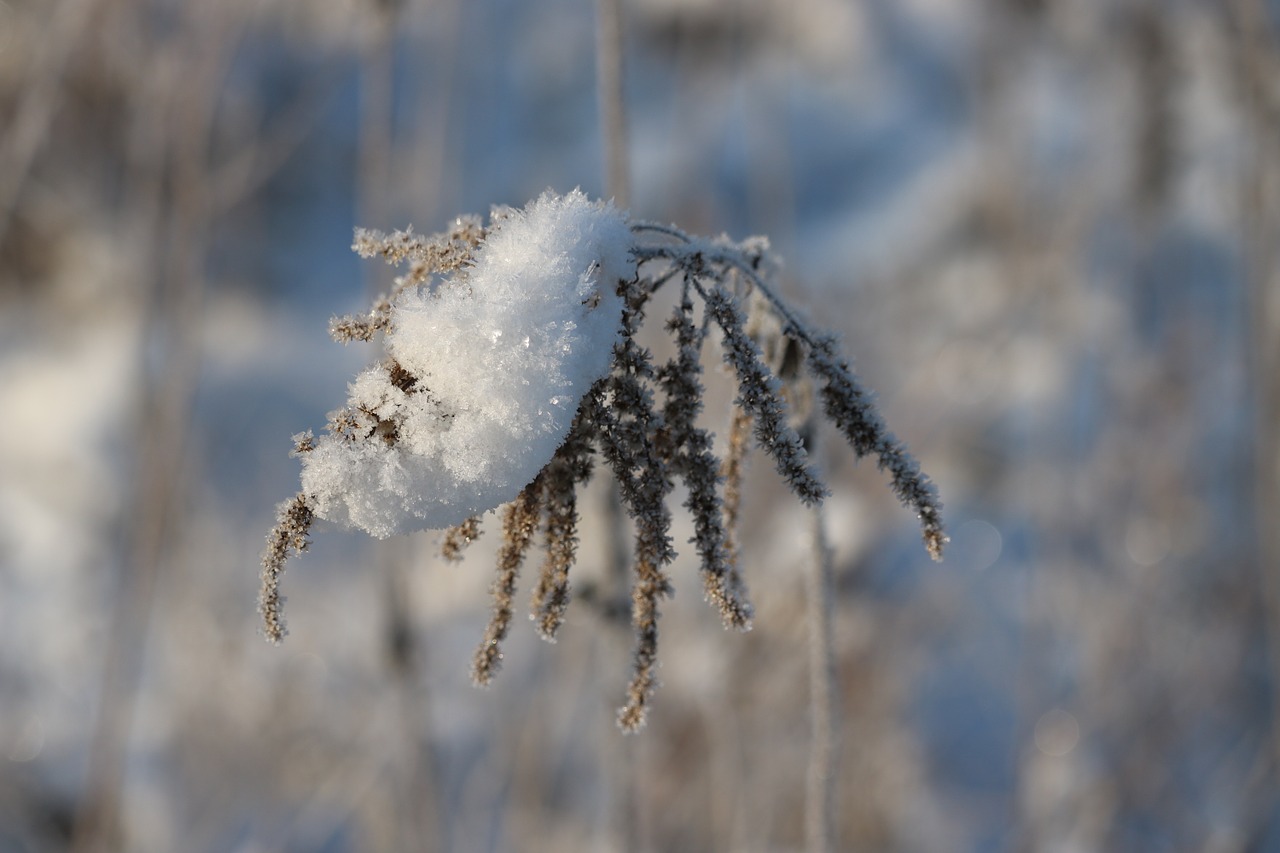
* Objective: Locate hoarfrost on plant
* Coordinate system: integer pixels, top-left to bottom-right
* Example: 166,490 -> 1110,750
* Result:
263,189 -> 945,728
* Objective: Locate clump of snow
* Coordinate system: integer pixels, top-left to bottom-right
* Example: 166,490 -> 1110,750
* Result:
300,190 -> 633,538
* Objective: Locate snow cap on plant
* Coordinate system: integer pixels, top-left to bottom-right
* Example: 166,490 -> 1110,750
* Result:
300,189 -> 631,539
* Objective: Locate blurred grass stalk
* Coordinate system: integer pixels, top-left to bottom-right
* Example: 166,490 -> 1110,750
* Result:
594,2 -> 843,850
1233,0 -> 1280,783
70,3 -> 239,849
57,1 -> 348,846
594,5 -> 648,851
804,432 -> 837,853
0,0 -> 102,246
358,1 -> 447,848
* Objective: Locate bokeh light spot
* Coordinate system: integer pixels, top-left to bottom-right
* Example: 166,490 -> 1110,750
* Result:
1034,709 -> 1080,758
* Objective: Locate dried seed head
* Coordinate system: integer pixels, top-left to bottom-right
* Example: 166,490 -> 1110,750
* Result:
472,477 -> 544,686
530,411 -> 595,640
259,493 -> 315,644
261,193 -> 946,730
441,516 -> 483,563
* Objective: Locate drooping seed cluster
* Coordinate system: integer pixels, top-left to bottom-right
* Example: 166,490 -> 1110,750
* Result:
261,192 -> 946,731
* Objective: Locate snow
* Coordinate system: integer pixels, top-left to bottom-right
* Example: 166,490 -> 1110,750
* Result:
300,189 -> 632,538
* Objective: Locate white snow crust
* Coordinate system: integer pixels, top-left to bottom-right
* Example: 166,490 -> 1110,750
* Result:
300,189 -> 632,538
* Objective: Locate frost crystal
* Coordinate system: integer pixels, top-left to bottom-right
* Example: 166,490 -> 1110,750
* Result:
301,190 -> 632,538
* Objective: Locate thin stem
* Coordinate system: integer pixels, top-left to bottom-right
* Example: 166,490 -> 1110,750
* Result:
357,1 -> 398,236
1233,0 -> 1280,772
631,238 -> 811,349
594,6 -> 643,841
596,0 -> 630,206
630,220 -> 691,242
804,446 -> 837,853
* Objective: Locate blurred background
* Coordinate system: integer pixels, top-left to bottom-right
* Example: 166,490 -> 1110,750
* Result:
3,0 -> 1280,850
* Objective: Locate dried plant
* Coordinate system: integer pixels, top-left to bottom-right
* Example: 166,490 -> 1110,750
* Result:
260,190 -> 946,731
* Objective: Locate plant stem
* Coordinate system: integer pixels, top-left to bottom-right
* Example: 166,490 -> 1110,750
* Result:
804,433 -> 837,853
596,0 -> 630,207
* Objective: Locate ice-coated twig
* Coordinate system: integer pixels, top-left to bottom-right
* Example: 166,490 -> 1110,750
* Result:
259,492 -> 315,644
586,280 -> 677,731
702,283 -> 829,506
659,282 -> 752,629
631,228 -> 947,560
720,406 -> 753,597
530,408 -> 595,640
472,476 -> 544,686
351,214 -> 486,276
806,335 -> 947,560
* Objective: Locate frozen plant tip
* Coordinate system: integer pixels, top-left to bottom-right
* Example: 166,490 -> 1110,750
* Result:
260,189 -> 947,730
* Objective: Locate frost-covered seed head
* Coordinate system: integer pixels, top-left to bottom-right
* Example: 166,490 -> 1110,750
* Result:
262,191 -> 947,733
